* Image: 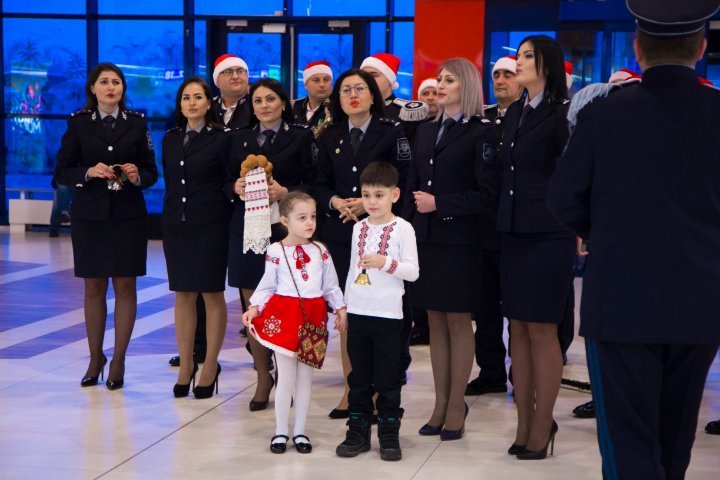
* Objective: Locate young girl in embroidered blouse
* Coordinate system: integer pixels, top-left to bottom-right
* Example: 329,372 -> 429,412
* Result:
243,191 -> 347,454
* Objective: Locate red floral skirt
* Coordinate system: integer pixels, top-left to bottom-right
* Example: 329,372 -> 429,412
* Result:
249,294 -> 328,357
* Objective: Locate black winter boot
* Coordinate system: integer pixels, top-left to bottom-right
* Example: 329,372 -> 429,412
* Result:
336,412 -> 371,457
377,415 -> 402,461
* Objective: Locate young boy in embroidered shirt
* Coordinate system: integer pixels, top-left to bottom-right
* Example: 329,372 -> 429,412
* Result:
335,161 -> 419,461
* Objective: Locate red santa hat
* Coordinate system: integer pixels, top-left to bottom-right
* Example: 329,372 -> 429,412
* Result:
212,54 -> 249,87
360,53 -> 401,90
608,68 -> 641,84
492,55 -> 517,75
302,60 -> 333,85
416,78 -> 438,99
565,61 -> 574,89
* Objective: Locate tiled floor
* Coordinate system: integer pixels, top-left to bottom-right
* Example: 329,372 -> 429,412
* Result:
0,228 -> 718,479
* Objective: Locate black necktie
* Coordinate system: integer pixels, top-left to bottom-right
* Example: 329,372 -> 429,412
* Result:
436,117 -> 455,145
519,104 -> 534,127
350,128 -> 363,156
184,130 -> 197,150
261,130 -> 275,155
103,115 -> 115,131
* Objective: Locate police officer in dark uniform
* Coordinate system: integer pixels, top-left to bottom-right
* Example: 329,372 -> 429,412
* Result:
292,60 -> 333,138
54,62 -> 158,389
315,68 -> 411,419
548,1 -> 720,476
228,78 -> 316,411
168,53 -> 254,368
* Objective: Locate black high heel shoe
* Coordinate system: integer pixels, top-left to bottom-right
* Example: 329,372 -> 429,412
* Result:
418,423 -> 443,436
507,443 -> 527,455
81,355 -> 107,387
105,359 -> 125,390
517,420 -> 558,460
173,361 -> 199,398
249,371 -> 276,411
193,362 -> 221,399
440,403 -> 469,441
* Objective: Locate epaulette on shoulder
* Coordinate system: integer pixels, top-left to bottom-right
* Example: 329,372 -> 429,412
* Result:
290,123 -> 310,129
379,117 -> 402,127
392,98 -> 409,107
125,109 -> 145,118
398,100 -> 428,122
70,109 -> 93,118
567,81 -> 631,125
462,114 -> 490,125
561,99 -> 570,105
166,126 -> 180,134
484,104 -> 497,111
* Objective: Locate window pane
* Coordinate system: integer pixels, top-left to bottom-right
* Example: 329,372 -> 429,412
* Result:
394,0 -> 415,16
391,22 -> 414,100
5,118 -> 66,181
195,21 -> 208,79
611,32 -> 641,80
143,126 -> 166,214
195,0 -> 283,15
296,34 -> 353,99
369,22 -> 387,57
98,0 -> 182,15
2,0 -> 85,14
3,19 -> 87,115
227,33 -> 282,83
293,0 -> 385,16
707,65 -> 720,86
98,20 -> 184,119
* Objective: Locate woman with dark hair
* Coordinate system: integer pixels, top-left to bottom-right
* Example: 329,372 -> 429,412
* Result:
54,62 -> 158,390
314,68 -> 411,419
496,35 -> 574,459
404,57 -> 499,441
227,77 -> 316,410
162,76 -> 231,399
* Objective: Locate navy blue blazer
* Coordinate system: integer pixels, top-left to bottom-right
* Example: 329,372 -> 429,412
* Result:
54,109 -> 158,221
403,115 -> 500,245
497,97 -> 570,233
547,65 -> 720,345
226,123 -> 315,234
314,116 -> 410,242
161,125 -> 232,225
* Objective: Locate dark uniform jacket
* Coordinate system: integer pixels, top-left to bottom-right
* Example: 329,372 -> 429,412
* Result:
479,104 -> 510,250
213,94 -> 252,130
404,116 -> 500,245
547,65 -> 720,345
54,109 -> 158,221
292,97 -> 331,130
226,123 -> 316,234
314,116 -> 411,242
497,97 -> 570,233
161,125 -> 232,225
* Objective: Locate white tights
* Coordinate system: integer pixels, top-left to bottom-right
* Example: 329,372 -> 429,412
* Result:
274,353 -> 314,443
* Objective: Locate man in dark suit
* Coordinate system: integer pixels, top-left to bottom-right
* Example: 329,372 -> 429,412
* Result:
169,53 -> 253,367
292,60 -> 333,137
547,1 -> 720,477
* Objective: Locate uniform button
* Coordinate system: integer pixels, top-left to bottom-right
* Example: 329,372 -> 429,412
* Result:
509,190 -> 514,196
511,165 -> 514,171
352,166 -> 357,172
182,197 -> 187,203
181,179 -> 186,184
495,119 -> 501,124
430,159 -> 433,165
107,146 -> 113,151
352,187 -> 357,192
427,180 -> 432,186
180,161 -> 184,166
510,142 -> 514,148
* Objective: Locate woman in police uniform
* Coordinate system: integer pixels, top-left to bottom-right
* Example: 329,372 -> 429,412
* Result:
314,68 -> 410,417
227,78 -> 316,410
162,77 -> 232,399
496,36 -> 574,459
54,62 -> 158,390
404,58 -> 499,440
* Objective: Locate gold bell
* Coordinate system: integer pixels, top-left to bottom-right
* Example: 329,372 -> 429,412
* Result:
354,269 -> 371,285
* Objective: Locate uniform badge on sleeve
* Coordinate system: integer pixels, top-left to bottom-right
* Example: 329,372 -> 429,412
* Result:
397,138 -> 411,160
482,143 -> 497,164
146,130 -> 154,151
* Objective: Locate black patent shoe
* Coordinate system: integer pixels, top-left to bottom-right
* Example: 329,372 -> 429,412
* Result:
418,423 -> 443,436
517,420 -> 558,460
270,435 -> 289,454
105,359 -> 124,390
169,352 -> 205,367
439,403 -> 469,441
193,363 -> 221,399
706,419 -> 720,435
572,400 -> 595,419
508,443 -> 527,455
329,408 -> 350,419
81,355 -> 107,387
293,435 -> 312,454
173,362 -> 199,398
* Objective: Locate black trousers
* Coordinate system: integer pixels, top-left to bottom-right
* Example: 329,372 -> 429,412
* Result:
193,294 -> 207,356
472,249 -> 507,383
347,313 -> 404,417
586,338 -> 718,480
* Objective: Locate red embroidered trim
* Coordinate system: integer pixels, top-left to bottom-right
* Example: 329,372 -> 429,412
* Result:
376,222 -> 397,256
387,259 -> 398,274
265,254 -> 280,265
322,250 -> 330,261
294,245 -> 310,281
357,221 -> 369,257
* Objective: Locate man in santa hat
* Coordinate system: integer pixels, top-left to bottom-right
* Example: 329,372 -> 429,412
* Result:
292,60 -> 333,137
212,53 -> 253,129
416,78 -> 438,120
484,55 -> 522,134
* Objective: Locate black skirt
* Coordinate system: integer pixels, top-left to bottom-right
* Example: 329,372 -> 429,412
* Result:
163,221 -> 229,292
227,223 -> 285,290
71,216 -> 148,278
500,231 -> 575,324
412,242 -> 483,312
